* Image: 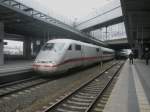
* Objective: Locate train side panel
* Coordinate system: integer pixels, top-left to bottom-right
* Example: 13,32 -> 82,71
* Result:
101,47 -> 114,61
82,45 -> 98,66
60,43 -> 82,70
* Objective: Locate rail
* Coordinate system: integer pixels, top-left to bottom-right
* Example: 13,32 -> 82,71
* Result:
41,61 -> 124,112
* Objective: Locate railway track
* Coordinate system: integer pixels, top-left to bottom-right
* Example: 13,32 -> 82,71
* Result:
0,76 -> 51,98
0,76 -> 39,88
0,61 -> 115,100
40,61 -> 124,112
88,63 -> 122,112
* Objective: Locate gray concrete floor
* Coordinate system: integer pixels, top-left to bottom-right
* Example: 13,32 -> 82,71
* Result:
0,60 -> 33,76
103,59 -> 150,112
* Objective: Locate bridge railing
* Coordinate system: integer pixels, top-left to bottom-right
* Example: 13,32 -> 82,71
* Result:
0,0 -> 85,37
76,0 -> 122,31
0,0 -> 107,46
1,0 -> 66,25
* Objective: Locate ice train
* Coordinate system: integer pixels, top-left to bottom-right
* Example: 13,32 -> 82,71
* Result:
32,39 -> 115,74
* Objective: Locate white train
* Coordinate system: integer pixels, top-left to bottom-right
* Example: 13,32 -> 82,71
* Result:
32,39 -> 114,74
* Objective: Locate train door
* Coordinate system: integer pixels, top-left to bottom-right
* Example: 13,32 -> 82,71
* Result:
99,48 -> 103,65
96,48 -> 100,62
101,48 -> 104,61
63,44 -> 82,69
81,45 -> 86,66
63,44 -> 74,69
74,44 -> 82,67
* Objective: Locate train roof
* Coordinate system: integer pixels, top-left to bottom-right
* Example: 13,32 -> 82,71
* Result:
47,39 -> 114,52
47,39 -> 98,47
47,39 -> 73,43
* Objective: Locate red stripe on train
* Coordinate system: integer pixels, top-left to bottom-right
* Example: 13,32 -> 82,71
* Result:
33,55 -> 112,68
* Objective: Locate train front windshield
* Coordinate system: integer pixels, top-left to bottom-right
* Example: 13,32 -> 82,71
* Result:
42,43 -> 65,52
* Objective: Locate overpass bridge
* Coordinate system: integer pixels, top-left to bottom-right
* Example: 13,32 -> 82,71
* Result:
75,0 -> 127,50
0,0 -> 107,65
76,0 -> 123,32
0,0 -> 106,44
105,38 -> 129,50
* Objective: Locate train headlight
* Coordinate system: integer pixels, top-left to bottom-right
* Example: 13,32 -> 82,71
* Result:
34,61 -> 38,63
46,61 -> 56,68
48,61 -> 56,64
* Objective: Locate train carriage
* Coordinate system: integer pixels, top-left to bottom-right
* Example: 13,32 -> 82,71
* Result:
32,39 -> 114,74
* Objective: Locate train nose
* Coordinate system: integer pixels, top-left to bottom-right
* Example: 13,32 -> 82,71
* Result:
32,62 -> 58,73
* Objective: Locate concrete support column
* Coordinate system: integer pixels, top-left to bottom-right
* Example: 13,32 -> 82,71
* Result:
0,22 -> 4,65
138,44 -> 143,58
32,41 -> 37,57
135,43 -> 143,59
23,38 -> 31,59
32,40 -> 41,57
106,26 -> 108,40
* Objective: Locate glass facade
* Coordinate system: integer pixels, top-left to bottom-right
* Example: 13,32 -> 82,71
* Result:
89,22 -> 126,41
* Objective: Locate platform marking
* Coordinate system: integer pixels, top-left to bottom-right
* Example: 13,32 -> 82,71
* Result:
132,66 -> 150,112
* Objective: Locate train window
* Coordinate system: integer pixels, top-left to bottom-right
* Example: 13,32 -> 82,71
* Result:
96,48 -> 99,52
42,43 -> 55,51
42,43 -> 65,51
68,45 -> 72,50
103,51 -> 111,54
75,45 -> 81,51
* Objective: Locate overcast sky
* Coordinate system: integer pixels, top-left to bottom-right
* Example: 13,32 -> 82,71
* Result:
17,0 -> 114,22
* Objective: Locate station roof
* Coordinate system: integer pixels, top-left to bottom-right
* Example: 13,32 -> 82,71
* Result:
0,0 -> 107,47
121,0 -> 150,48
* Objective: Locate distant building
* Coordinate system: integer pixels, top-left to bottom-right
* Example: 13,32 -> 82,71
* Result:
4,46 -> 23,55
4,40 -> 23,55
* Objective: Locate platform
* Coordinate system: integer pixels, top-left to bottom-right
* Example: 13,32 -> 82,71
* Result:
0,60 -> 33,76
103,59 -> 150,112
